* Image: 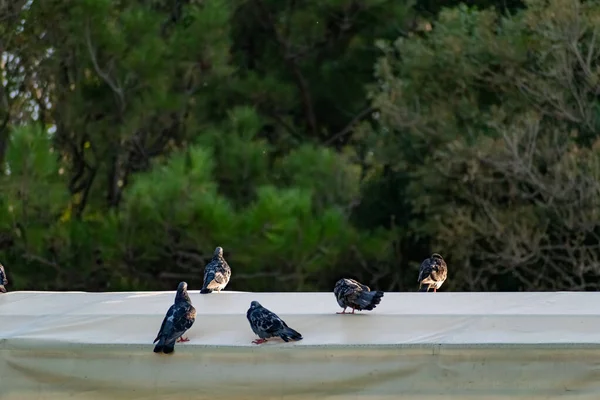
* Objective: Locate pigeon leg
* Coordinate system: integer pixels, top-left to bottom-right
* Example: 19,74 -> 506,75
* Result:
351,308 -> 356,314
177,336 -> 190,343
336,307 -> 348,314
433,287 -> 437,293
252,338 -> 268,345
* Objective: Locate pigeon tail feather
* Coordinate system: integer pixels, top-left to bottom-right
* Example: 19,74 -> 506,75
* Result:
162,343 -> 175,354
200,271 -> 215,294
153,337 -> 165,353
153,337 -> 176,354
356,290 -> 384,310
280,326 -> 303,342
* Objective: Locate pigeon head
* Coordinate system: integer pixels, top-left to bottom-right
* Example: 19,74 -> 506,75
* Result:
214,247 -> 224,258
249,301 -> 262,309
175,281 -> 191,303
431,253 -> 444,260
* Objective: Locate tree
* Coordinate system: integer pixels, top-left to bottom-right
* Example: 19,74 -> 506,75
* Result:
369,0 -> 600,290
5,0 -> 233,215
2,0 -> 598,293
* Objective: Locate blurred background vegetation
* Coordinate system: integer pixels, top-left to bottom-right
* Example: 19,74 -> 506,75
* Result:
1,0 -> 599,292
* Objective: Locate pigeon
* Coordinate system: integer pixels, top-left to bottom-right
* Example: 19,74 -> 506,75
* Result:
417,253 -> 448,292
246,301 -> 303,345
153,281 -> 196,354
333,278 -> 384,314
200,246 -> 231,294
0,263 -> 7,293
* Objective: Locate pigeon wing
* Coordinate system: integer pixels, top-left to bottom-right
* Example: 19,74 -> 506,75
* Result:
0,264 -> 7,285
213,260 -> 231,284
162,303 -> 195,344
252,307 -> 284,337
173,303 -> 196,333
334,279 -> 351,307
348,278 -> 370,292
432,260 -> 448,282
202,261 -> 217,284
417,259 -> 434,283
154,304 -> 176,343
336,279 -> 368,307
0,264 -> 6,293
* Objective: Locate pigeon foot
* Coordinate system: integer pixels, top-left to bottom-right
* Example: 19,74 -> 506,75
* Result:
252,338 -> 268,345
177,336 -> 190,343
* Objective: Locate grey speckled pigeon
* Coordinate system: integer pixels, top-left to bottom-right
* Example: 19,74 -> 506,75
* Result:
200,246 -> 231,294
417,253 -> 448,292
246,301 -> 303,345
153,281 -> 196,354
0,263 -> 7,293
334,278 -> 384,314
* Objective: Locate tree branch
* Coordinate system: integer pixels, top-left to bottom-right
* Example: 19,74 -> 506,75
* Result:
84,22 -> 125,109
325,105 -> 373,145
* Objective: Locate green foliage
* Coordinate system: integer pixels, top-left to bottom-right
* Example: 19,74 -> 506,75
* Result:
1,0 -> 598,293
370,0 -> 600,291
117,145 -> 372,291
1,126 -> 69,228
276,144 -> 361,211
195,107 -> 272,206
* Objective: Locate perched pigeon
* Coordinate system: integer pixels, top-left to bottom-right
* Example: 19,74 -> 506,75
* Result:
417,253 -> 448,292
246,301 -> 303,345
0,263 -> 7,293
334,278 -> 384,314
200,246 -> 231,294
153,281 -> 196,354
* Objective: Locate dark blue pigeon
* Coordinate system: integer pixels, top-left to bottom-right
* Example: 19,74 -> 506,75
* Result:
246,301 -> 303,345
0,263 -> 7,293
200,246 -> 231,294
334,278 -> 384,314
417,253 -> 448,292
153,281 -> 196,354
